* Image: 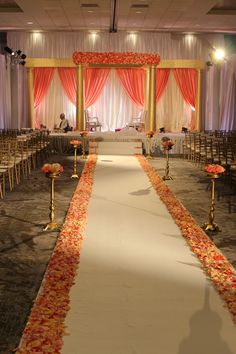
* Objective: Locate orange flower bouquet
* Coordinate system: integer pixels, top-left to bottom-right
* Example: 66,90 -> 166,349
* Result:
80,131 -> 88,137
146,130 -> 155,138
42,163 -> 64,175
162,140 -> 174,150
70,140 -> 82,146
205,164 -> 225,175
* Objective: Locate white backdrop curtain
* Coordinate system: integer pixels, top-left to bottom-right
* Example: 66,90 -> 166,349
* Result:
7,31 -> 224,61
0,55 -> 11,129
89,69 -> 140,131
6,31 -> 235,131
156,71 -> 192,132
35,69 -> 76,130
35,68 -> 191,132
219,55 -> 236,131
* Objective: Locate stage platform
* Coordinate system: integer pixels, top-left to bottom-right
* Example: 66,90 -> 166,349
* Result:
49,129 -> 185,155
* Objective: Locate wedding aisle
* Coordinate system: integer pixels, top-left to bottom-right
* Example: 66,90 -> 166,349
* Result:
62,155 -> 236,354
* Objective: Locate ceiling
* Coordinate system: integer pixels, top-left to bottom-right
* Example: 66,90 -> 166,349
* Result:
0,0 -> 236,34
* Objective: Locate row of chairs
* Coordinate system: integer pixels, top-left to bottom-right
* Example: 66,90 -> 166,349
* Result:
0,131 -> 50,198
183,131 -> 236,185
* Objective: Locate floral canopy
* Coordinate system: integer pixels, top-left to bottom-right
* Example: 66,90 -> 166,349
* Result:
72,51 -> 160,65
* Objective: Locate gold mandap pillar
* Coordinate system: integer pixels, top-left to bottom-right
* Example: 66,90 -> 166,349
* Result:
76,64 -> 85,131
148,65 -> 156,131
27,68 -> 34,129
195,69 -> 202,131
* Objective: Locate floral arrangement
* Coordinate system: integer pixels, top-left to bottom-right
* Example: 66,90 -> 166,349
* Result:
137,155 -> 236,324
70,140 -> 82,146
146,130 -> 155,138
17,156 -> 97,353
42,163 -> 64,175
73,51 -> 160,65
80,131 -> 88,137
162,140 -> 174,150
205,164 -> 225,174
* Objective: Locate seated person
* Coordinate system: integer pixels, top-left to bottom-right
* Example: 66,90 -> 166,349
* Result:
59,113 -> 70,133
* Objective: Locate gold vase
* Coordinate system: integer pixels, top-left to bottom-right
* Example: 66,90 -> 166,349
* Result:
71,144 -> 79,179
162,149 -> 173,180
43,173 -> 61,231
81,137 -> 87,159
146,136 -> 153,159
202,173 -> 221,232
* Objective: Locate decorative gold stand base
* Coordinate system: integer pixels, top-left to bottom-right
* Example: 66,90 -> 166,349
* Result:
43,222 -> 62,231
162,175 -> 173,181
81,155 -> 87,160
71,174 -> 79,179
146,155 -> 153,160
202,222 -> 221,232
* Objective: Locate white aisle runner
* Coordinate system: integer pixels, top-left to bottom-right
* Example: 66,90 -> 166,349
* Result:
62,156 -> 236,354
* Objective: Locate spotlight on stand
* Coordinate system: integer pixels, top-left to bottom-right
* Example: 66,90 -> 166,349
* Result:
159,127 -> 165,133
4,46 -> 14,55
19,59 -> 26,66
4,46 -> 27,66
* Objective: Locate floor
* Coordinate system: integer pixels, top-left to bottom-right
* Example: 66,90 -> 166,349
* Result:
62,155 -> 236,354
0,154 -> 235,354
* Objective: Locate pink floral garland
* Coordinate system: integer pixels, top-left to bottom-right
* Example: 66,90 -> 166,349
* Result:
137,155 -> 236,323
17,155 -> 97,353
73,51 -> 160,65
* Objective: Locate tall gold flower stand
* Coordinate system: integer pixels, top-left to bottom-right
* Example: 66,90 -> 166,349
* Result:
81,137 -> 87,160
202,173 -> 221,232
71,144 -> 79,179
43,173 -> 61,231
146,137 -> 153,159
162,149 -> 173,180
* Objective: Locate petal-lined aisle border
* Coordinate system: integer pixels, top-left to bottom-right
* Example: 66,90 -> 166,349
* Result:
137,155 -> 236,323
17,155 -> 97,354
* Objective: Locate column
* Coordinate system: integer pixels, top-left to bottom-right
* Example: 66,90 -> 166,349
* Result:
27,67 -> 34,128
76,64 -> 84,131
144,67 -> 150,131
195,69 -> 202,131
148,65 -> 156,131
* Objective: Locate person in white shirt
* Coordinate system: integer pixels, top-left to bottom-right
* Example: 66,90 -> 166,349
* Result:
59,113 -> 70,132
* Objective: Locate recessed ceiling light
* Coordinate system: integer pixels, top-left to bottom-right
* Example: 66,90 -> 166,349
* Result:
90,22 -> 95,25
136,11 -> 142,13
27,21 -> 33,25
88,10 -> 94,13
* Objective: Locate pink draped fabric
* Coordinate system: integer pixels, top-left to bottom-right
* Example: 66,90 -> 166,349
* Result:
33,68 -> 55,109
116,68 -> 145,107
85,68 -> 111,108
173,68 -> 197,110
58,68 -> 76,105
156,69 -> 170,101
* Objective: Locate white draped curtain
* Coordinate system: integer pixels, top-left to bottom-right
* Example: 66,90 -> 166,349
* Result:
34,68 -> 192,132
0,55 -> 11,129
35,69 -> 76,130
2,31 -> 235,131
156,71 -> 192,132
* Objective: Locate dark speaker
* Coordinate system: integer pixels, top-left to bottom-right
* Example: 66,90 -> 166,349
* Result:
0,32 -> 7,54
